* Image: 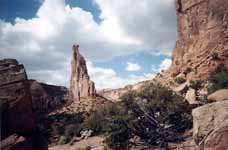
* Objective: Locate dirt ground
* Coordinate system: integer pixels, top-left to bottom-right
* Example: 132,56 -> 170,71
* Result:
49,136 -> 105,150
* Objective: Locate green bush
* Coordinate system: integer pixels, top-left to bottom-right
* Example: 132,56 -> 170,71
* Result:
59,136 -> 69,145
88,84 -> 192,149
119,84 -> 192,149
175,77 -> 186,84
64,124 -> 82,140
85,146 -> 92,150
105,118 -> 130,150
208,64 -> 228,93
83,102 -> 121,135
211,52 -> 219,60
184,67 -> 192,74
224,52 -> 228,58
189,80 -> 202,90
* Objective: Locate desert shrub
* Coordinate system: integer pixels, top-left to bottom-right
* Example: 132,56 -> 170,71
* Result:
59,136 -> 69,145
64,124 -> 82,140
122,84 -> 192,148
98,84 -> 192,149
85,146 -> 92,150
211,52 -> 219,60
184,67 -> 193,74
105,118 -> 130,150
175,77 -> 186,84
224,52 -> 228,58
189,80 -> 202,90
208,64 -> 228,93
83,102 -> 121,135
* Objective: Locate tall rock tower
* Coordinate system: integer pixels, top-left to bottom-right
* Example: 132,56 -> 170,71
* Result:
70,45 -> 96,101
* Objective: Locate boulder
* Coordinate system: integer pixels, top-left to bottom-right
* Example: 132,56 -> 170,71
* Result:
204,120 -> 228,150
173,82 -> 188,93
185,88 -> 198,105
192,100 -> 228,144
1,134 -> 32,150
207,89 -> 228,102
70,45 -> 96,101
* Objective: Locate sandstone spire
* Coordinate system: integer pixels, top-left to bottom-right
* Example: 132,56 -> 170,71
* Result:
70,44 -> 96,101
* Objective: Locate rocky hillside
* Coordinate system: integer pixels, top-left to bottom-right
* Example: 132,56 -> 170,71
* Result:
70,45 -> 96,101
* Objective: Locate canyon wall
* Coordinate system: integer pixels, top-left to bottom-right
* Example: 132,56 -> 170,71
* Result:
171,0 -> 228,79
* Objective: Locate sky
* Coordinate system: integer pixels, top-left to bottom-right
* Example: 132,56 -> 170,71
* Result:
0,0 -> 177,90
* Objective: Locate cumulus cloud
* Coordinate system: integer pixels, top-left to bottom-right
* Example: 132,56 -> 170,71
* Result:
126,62 -> 141,72
94,0 -> 177,54
151,58 -> 172,73
87,61 -> 154,90
159,58 -> 172,71
0,0 -> 176,89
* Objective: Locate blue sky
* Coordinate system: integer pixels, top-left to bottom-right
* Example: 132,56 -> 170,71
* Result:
0,0 -> 176,89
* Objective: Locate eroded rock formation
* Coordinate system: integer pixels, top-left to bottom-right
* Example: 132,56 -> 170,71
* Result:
0,59 -> 47,150
70,45 -> 96,101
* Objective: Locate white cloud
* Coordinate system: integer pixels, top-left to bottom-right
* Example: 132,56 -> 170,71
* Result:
159,58 -> 172,71
0,0 -> 176,88
94,0 -> 177,54
87,61 -> 154,90
151,58 -> 172,73
126,62 -> 141,72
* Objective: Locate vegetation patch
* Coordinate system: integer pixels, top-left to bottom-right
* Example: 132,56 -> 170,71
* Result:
175,77 -> 186,84
208,64 -> 228,93
184,67 -> 193,75
86,83 -> 192,149
189,80 -> 202,90
211,52 -> 219,60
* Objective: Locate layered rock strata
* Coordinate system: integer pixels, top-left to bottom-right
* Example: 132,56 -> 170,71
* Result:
0,59 -> 47,150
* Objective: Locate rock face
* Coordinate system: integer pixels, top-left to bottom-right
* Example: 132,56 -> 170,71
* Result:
171,0 -> 228,79
204,119 -> 228,150
0,59 -> 47,150
70,45 -> 96,101
192,100 -> 228,146
0,59 -> 35,138
207,89 -> 228,102
29,80 -> 69,113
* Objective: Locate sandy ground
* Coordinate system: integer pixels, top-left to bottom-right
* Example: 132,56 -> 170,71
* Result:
49,136 -> 105,150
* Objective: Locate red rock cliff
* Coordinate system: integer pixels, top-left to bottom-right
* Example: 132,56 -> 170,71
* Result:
171,0 -> 228,79
70,45 -> 96,101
